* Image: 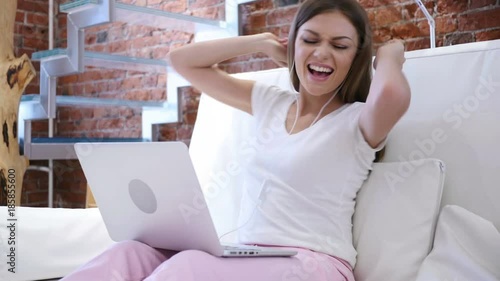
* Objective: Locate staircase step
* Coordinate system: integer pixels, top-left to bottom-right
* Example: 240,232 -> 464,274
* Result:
60,0 -> 99,12
61,0 -> 225,33
21,94 -> 172,109
22,137 -> 149,160
19,94 -> 178,144
32,137 -> 147,143
32,49 -> 168,73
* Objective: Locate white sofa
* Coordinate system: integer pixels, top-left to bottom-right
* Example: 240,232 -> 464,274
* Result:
1,39 -> 499,281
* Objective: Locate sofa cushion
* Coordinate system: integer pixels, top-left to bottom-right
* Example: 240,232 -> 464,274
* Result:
415,205 -> 500,281
0,207 -> 114,281
382,39 -> 500,230
353,159 -> 445,281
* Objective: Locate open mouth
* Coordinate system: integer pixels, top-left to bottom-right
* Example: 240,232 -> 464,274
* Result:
308,64 -> 333,78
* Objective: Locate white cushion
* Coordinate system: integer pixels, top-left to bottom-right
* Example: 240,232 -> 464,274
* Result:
383,39 -> 500,230
416,205 -> 500,281
0,207 -> 114,281
353,159 -> 445,281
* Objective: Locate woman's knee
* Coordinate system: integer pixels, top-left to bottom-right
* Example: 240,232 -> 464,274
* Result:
106,241 -> 170,276
157,250 -> 214,272
107,240 -> 153,255
104,240 -> 175,264
169,250 -> 213,264
146,250 -> 214,280
62,241 -> 159,281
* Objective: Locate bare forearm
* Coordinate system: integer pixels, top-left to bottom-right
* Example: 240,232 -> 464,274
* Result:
371,57 -> 410,105
359,41 -> 411,146
368,42 -> 411,111
168,34 -> 269,70
164,33 -> 286,114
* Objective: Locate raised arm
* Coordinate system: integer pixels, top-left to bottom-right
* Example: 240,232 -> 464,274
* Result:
359,39 -> 411,148
167,33 -> 287,115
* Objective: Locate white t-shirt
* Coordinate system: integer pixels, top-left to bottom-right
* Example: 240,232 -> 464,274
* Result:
236,81 -> 385,268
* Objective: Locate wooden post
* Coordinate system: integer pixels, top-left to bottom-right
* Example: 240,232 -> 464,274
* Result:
86,185 -> 98,208
0,0 -> 36,206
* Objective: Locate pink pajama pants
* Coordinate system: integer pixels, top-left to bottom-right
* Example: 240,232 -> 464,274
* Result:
61,241 -> 354,281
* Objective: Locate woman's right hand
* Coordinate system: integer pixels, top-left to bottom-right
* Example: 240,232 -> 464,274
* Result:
260,33 -> 288,67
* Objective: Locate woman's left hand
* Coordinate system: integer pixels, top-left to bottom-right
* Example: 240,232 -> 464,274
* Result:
373,39 -> 406,70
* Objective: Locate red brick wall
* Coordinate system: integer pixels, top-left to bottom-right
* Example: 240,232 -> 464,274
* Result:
12,0 -> 500,207
227,0 -> 500,71
156,86 -> 201,145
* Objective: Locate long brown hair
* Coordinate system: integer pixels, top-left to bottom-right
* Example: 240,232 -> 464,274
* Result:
287,0 -> 384,161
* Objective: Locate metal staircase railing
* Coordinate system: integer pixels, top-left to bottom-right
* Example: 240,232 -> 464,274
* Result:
22,0 -> 242,154
20,0 -> 242,206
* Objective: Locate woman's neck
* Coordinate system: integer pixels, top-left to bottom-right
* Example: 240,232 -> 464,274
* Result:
296,91 -> 344,117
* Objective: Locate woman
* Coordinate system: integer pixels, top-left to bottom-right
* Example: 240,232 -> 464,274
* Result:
63,0 -> 410,280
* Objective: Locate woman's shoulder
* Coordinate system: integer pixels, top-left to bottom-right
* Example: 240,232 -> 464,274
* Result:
253,81 -> 296,97
251,81 -> 296,119
252,81 -> 296,105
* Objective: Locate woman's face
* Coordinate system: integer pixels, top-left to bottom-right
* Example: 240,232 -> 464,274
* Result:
294,11 -> 359,97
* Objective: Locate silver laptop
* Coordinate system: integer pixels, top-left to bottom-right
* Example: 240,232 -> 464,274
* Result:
74,141 -> 297,257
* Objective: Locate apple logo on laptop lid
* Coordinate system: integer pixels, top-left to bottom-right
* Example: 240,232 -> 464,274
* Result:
128,179 -> 157,214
